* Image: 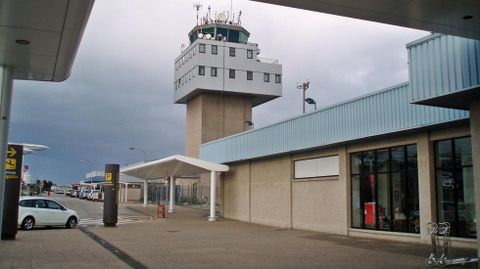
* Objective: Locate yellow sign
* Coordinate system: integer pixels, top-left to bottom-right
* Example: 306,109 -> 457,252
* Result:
7,147 -> 16,158
5,158 -> 16,170
105,173 -> 112,181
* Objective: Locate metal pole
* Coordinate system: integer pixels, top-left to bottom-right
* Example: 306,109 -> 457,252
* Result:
209,171 -> 217,221
168,177 -> 175,213
0,66 -> 13,239
303,88 -> 306,114
143,180 -> 147,207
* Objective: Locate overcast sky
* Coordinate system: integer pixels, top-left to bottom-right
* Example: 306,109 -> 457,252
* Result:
9,0 -> 427,185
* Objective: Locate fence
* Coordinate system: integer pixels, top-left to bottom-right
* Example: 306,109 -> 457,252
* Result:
147,184 -> 219,209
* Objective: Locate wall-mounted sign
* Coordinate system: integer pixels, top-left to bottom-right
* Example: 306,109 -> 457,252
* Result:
5,144 -> 23,181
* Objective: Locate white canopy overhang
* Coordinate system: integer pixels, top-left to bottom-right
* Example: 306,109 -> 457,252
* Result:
121,154 -> 229,180
120,155 -> 228,221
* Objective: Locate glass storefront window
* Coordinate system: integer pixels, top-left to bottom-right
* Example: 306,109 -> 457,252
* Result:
351,175 -> 362,228
350,144 -> 419,234
435,137 -> 476,238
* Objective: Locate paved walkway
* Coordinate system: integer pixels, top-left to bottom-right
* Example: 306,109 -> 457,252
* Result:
0,205 -> 477,269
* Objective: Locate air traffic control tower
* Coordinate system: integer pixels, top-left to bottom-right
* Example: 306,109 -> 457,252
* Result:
174,8 -> 282,158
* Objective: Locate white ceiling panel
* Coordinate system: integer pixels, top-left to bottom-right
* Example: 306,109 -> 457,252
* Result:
0,26 -> 61,56
251,0 -> 480,40
0,0 -> 68,31
0,0 -> 94,81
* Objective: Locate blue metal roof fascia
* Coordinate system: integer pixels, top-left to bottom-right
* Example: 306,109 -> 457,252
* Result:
408,34 -> 480,102
200,83 -> 469,164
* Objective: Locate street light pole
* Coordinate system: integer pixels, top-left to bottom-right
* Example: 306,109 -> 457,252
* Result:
129,147 -> 146,163
297,81 -> 310,114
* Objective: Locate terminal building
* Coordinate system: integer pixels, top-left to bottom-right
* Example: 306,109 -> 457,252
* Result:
198,33 -> 479,246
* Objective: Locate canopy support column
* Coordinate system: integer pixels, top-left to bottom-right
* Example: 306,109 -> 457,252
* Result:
0,66 -> 13,238
209,171 -> 217,222
143,180 -> 147,207
125,183 -> 128,202
168,177 -> 175,213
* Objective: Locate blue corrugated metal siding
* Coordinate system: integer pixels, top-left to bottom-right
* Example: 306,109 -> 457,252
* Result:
408,34 -> 480,102
200,83 -> 469,164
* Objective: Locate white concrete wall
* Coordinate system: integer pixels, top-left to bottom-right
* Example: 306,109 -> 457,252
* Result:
291,147 -> 348,235
221,125 -> 476,247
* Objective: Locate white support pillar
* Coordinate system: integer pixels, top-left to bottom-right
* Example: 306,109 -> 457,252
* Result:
125,183 -> 128,202
469,99 -> 480,257
169,177 -> 175,213
0,66 -> 13,237
143,180 -> 147,207
209,171 -> 217,222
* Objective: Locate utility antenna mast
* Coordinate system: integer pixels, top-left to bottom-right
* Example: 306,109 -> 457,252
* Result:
193,3 -> 202,25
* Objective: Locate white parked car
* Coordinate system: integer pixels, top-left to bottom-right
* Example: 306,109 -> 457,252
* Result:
17,196 -> 79,230
88,190 -> 101,201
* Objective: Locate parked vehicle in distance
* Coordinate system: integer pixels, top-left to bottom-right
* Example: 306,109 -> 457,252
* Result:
88,190 -> 101,201
71,190 -> 79,198
54,189 -> 64,194
18,196 -> 79,230
79,189 -> 90,199
65,189 -> 73,196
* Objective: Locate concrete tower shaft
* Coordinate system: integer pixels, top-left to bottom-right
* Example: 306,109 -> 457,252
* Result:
175,14 -> 282,157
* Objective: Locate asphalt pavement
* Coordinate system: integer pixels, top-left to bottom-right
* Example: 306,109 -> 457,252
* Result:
0,196 -> 477,269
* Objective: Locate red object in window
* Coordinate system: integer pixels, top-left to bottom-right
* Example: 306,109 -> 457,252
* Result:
364,202 -> 376,226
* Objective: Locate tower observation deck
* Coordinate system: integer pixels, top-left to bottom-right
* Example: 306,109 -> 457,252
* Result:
174,10 -> 282,107
174,8 -> 282,158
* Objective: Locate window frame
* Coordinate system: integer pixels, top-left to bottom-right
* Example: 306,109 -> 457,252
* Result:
247,71 -> 253,80
229,47 -> 236,57
350,144 -> 419,234
247,49 -> 253,59
211,45 -> 218,55
199,43 -> 206,53
275,74 -> 282,83
229,69 -> 235,79
434,136 -> 475,238
211,67 -> 217,77
264,73 -> 270,82
198,66 -> 205,76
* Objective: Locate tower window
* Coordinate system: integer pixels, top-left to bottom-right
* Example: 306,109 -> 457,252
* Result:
229,69 -> 235,78
275,74 -> 282,83
211,67 -> 217,77
199,66 -> 205,76
247,71 -> 253,80
229,47 -> 235,57
211,45 -> 218,55
247,49 -> 253,59
264,73 -> 270,82
199,43 -> 206,53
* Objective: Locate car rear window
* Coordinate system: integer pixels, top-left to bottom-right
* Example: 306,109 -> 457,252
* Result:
19,200 -> 34,207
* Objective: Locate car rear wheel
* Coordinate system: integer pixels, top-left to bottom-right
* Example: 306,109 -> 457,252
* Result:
66,216 -> 77,229
21,216 -> 35,230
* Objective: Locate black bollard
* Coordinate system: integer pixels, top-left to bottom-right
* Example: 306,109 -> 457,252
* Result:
2,144 -> 23,240
103,164 -> 119,227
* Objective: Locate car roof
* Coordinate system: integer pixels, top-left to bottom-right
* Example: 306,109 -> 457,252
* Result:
19,196 -> 57,202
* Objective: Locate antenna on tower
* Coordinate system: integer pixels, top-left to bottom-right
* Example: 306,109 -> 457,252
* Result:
238,10 -> 242,25
193,3 -> 202,25
207,6 -> 211,24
